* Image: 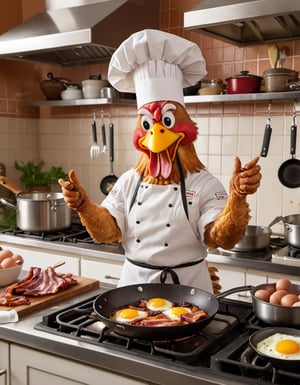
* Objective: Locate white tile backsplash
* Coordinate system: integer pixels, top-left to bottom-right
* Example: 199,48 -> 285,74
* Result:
1,110 -> 300,232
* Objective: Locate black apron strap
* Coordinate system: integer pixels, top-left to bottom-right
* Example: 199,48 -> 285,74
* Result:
126,257 -> 204,284
129,173 -> 144,213
176,153 -> 189,220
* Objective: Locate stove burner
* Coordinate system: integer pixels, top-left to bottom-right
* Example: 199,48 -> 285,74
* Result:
289,247 -> 300,258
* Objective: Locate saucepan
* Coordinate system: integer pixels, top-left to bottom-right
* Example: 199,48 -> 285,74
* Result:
0,176 -> 71,232
93,283 -> 219,340
220,283 -> 300,327
231,217 -> 281,252
269,214 -> 300,248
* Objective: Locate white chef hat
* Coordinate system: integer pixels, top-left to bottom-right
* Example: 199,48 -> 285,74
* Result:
108,29 -> 207,108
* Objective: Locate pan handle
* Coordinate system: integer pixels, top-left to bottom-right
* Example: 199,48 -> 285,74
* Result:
290,123 -> 297,157
0,176 -> 22,195
260,123 -> 272,157
215,285 -> 252,300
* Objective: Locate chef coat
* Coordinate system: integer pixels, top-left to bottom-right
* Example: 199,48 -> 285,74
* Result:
101,168 -> 227,292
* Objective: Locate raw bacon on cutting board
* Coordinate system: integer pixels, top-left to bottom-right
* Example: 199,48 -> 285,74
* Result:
0,266 -> 77,307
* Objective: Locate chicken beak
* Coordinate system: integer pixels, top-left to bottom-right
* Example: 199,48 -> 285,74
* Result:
139,123 -> 184,153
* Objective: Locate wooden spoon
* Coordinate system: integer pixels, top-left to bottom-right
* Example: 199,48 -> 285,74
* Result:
268,44 -> 279,68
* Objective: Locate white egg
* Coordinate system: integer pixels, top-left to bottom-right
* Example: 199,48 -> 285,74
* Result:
256,333 -> 300,360
163,306 -> 191,321
146,297 -> 173,312
112,308 -> 148,324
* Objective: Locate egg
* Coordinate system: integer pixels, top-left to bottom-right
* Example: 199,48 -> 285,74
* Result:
292,301 -> 300,307
0,249 -> 13,265
256,333 -> 300,360
269,290 -> 288,305
163,306 -> 191,321
281,294 -> 299,307
255,289 -> 271,302
146,297 -> 173,312
0,257 -> 16,269
111,308 -> 148,324
276,279 -> 293,293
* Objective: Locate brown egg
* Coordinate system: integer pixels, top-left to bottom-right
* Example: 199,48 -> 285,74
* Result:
269,290 -> 289,305
254,289 -> 271,302
276,279 -> 293,293
264,285 -> 276,295
281,294 -> 299,307
0,249 -> 13,264
1,257 -> 16,269
11,254 -> 23,266
292,301 -> 300,307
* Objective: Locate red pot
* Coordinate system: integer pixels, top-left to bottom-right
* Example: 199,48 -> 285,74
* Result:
226,70 -> 262,94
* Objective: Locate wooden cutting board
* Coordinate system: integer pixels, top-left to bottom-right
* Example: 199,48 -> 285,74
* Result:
0,276 -> 100,317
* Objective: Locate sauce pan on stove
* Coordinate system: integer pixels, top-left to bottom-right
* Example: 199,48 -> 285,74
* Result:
93,283 -> 219,340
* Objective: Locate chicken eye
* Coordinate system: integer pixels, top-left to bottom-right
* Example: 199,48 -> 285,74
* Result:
141,115 -> 153,131
162,111 -> 175,129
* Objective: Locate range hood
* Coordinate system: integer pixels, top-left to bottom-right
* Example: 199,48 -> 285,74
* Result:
0,0 -> 159,66
184,0 -> 300,46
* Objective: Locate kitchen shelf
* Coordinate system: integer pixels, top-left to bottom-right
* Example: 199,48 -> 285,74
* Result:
28,97 -> 136,107
27,91 -> 300,107
184,90 -> 300,104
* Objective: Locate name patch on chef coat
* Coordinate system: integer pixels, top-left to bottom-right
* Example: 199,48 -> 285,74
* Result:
215,190 -> 228,200
186,189 -> 196,200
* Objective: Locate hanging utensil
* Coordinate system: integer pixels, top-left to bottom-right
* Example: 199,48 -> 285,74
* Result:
100,110 -> 107,153
278,105 -> 300,188
100,114 -> 118,195
278,46 -> 289,68
260,103 -> 272,157
90,111 -> 100,159
268,44 -> 279,69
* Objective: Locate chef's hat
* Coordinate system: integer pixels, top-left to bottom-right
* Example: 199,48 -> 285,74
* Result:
108,29 -> 206,108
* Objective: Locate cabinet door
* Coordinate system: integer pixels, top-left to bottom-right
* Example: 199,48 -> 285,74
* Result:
0,341 -> 9,385
11,344 -> 149,385
81,257 -> 123,285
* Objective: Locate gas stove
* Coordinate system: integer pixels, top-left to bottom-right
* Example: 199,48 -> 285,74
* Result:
34,295 -> 300,384
272,246 -> 300,266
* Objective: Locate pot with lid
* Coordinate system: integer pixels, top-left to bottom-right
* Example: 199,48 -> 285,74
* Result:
226,71 -> 262,94
263,68 -> 298,92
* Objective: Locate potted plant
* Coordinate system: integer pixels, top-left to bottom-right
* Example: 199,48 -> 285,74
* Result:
15,160 -> 68,192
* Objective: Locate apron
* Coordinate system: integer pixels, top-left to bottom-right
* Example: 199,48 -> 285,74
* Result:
118,160 -> 213,292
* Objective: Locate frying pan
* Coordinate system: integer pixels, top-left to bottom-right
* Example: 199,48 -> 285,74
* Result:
100,116 -> 118,195
93,283 -> 219,340
278,114 -> 300,188
249,327 -> 300,368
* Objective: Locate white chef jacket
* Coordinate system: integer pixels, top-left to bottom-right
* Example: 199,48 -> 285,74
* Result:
101,168 -> 227,292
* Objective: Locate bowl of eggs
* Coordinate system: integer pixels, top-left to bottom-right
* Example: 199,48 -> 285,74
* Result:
252,279 -> 300,327
0,248 -> 24,287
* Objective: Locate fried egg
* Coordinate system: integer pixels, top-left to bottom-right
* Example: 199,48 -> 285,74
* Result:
163,306 -> 192,321
111,308 -> 148,324
256,333 -> 300,360
146,297 -> 173,312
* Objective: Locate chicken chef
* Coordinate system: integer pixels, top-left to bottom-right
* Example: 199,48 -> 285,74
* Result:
59,29 -> 261,293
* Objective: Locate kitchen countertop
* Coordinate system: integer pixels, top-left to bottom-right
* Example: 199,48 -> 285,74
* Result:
0,286 -> 263,385
1,232 -> 300,278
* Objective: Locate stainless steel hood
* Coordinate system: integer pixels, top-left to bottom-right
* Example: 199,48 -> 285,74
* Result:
0,0 -> 159,66
184,0 -> 300,46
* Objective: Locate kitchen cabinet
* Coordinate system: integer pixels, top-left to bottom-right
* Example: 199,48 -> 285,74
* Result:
0,341 -> 8,385
10,344 -> 150,385
81,257 -> 122,285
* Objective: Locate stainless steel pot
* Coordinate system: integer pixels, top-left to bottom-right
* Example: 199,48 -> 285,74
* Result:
0,176 -> 71,231
1,192 -> 71,232
232,225 -> 271,251
219,284 -> 300,327
281,214 -> 300,247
